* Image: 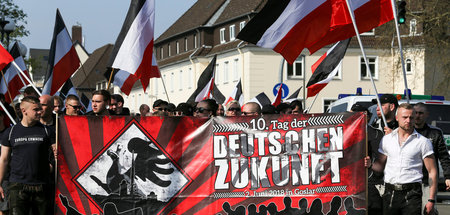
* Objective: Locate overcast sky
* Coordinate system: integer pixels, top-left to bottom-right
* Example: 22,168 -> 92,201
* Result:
14,0 -> 197,54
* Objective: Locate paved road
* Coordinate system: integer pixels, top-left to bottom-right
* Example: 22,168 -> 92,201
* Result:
437,191 -> 450,215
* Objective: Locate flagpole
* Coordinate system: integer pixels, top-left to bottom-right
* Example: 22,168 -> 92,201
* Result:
11,61 -> 42,96
0,100 -> 16,125
306,93 -> 320,114
160,74 -> 170,103
344,0 -> 388,128
0,70 -> 20,119
389,0 -> 410,103
106,68 -> 114,91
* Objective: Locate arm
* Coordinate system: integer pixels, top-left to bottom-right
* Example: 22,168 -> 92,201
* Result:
364,153 -> 387,173
423,154 -> 437,214
0,146 -> 11,200
435,131 -> 450,190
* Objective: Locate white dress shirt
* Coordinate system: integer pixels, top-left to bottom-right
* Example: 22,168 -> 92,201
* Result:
379,129 -> 433,184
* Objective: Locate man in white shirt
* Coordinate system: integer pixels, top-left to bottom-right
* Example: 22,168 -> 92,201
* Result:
365,103 -> 437,215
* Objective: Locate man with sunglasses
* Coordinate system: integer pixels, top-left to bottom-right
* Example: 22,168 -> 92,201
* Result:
241,102 -> 261,116
194,99 -> 217,118
152,99 -> 169,116
225,100 -> 241,116
371,94 -> 398,134
64,95 -> 82,116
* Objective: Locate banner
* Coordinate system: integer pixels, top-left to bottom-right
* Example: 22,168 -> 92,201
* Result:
56,112 -> 366,214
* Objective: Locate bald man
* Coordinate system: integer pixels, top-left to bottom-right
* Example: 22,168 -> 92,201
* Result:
39,95 -> 55,126
241,102 -> 261,116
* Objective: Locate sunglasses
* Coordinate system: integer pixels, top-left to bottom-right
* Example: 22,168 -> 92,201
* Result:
242,111 -> 256,116
155,107 -> 168,112
194,107 -> 211,113
227,107 -> 241,112
68,104 -> 82,109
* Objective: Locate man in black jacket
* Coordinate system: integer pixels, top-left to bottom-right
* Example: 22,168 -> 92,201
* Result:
414,102 -> 450,211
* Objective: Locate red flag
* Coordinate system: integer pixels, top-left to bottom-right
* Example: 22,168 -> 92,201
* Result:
42,9 -> 80,95
237,0 -> 393,64
272,83 -> 283,106
108,0 -> 160,92
0,42 -> 31,103
0,45 -> 13,71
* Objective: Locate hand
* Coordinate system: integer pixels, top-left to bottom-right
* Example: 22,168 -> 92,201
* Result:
383,126 -> 392,135
0,186 -> 4,201
424,201 -> 434,214
446,179 -> 450,191
364,156 -> 371,168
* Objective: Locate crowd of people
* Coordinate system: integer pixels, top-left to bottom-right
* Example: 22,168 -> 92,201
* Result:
0,87 -> 447,215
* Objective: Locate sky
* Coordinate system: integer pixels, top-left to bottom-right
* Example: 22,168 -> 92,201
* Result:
14,0 -> 197,54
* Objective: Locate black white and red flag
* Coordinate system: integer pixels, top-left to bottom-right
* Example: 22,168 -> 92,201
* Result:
248,92 -> 271,108
43,9 -> 80,95
107,0 -> 160,92
187,55 -> 225,104
284,87 -> 302,103
224,79 -> 243,106
104,68 -> 139,96
237,0 -> 393,64
0,42 -> 31,103
307,38 -> 350,97
56,79 -> 78,101
56,112 -> 367,214
80,93 -> 92,113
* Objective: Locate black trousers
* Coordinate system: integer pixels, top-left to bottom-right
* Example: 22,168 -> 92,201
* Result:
382,183 -> 422,215
368,183 -> 383,215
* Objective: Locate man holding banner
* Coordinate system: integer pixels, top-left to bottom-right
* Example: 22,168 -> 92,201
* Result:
367,103 -> 437,215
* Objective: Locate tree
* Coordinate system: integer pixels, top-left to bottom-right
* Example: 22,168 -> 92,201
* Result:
0,0 -> 29,40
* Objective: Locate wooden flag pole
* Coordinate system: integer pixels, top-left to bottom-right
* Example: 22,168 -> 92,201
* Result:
106,68 -> 114,91
344,0 -> 388,128
389,0 -> 410,103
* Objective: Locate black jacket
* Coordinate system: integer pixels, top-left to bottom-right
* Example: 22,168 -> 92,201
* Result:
416,124 -> 450,184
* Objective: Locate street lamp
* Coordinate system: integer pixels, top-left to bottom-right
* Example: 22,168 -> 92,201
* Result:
0,16 -> 15,48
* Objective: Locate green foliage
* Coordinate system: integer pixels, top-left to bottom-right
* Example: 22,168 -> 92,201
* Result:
0,0 -> 29,40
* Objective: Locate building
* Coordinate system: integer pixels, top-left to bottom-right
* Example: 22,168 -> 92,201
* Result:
108,0 -> 449,113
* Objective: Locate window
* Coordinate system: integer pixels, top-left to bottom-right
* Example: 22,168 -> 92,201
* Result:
184,38 -> 188,51
179,70 -> 183,90
188,68 -> 193,89
176,41 -> 179,54
323,99 -> 336,113
194,34 -> 198,48
233,58 -> 239,81
168,44 -> 171,56
286,57 -> 304,79
406,59 -> 413,74
410,19 -> 417,36
160,47 -> 164,59
220,28 -> 226,44
229,25 -> 235,41
215,63 -> 220,85
240,21 -> 246,31
360,56 -> 378,80
155,78 -> 159,95
333,62 -> 343,80
223,61 -> 229,84
163,74 -> 166,94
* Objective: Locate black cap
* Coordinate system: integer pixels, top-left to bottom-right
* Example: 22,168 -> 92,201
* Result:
372,94 -> 398,107
351,103 -> 368,112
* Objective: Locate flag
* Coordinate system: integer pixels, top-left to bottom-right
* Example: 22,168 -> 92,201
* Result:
307,38 -> 351,97
237,0 -> 393,64
224,79 -> 243,106
104,68 -> 139,96
0,43 -> 30,103
42,9 -> 80,95
272,83 -> 283,106
249,92 -> 271,108
0,44 -> 13,71
284,87 -> 302,103
107,0 -> 160,92
56,79 -> 79,101
80,93 -> 92,113
187,56 -> 225,104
